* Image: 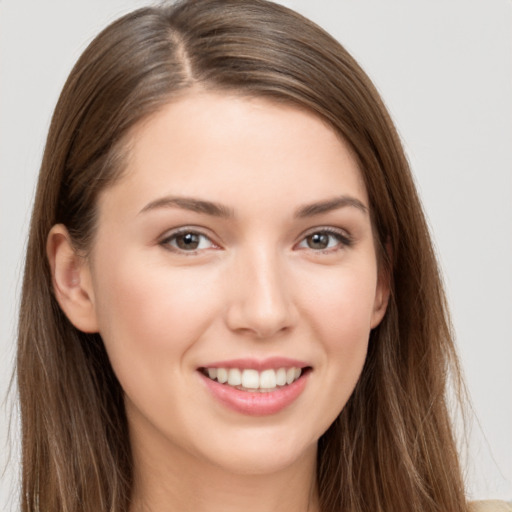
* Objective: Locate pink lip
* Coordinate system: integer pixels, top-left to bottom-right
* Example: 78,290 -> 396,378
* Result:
199,368 -> 310,416
199,357 -> 309,371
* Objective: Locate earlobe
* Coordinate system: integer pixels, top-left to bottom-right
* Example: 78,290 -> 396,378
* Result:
47,224 -> 99,333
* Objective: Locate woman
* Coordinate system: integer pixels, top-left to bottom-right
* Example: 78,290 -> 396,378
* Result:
15,0 -> 510,511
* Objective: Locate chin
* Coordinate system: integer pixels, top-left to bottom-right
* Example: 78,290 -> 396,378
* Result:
194,427 -> 319,476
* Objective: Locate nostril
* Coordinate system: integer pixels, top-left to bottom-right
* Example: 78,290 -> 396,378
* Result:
226,307 -> 296,339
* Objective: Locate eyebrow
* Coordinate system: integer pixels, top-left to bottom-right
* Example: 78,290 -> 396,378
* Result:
139,196 -> 234,218
294,195 -> 368,217
139,194 -> 368,218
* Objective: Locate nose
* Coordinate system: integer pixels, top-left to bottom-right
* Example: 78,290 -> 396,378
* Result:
225,247 -> 298,339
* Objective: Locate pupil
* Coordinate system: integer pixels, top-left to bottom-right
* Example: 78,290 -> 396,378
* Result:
308,233 -> 329,249
177,233 -> 199,250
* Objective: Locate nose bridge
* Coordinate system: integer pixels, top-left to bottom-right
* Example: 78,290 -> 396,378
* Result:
226,243 -> 296,338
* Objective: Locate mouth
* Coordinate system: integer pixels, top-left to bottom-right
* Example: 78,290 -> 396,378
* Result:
199,365 -> 310,393
197,357 -> 312,415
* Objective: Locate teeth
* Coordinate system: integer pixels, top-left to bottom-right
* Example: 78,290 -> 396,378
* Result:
259,369 -> 276,388
276,367 -> 287,386
217,368 -> 228,384
227,368 -> 242,386
241,369 -> 259,389
204,366 -> 304,391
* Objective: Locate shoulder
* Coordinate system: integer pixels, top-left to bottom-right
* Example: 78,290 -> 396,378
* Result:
469,501 -> 512,512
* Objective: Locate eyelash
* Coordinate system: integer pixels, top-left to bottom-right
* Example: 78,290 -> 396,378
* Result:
159,227 -> 218,255
159,227 -> 352,255
296,227 -> 353,253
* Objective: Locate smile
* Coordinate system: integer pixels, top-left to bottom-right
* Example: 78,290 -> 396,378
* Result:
198,360 -> 311,415
201,367 -> 303,392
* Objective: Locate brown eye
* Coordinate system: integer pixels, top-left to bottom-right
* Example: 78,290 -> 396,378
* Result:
161,230 -> 215,253
306,232 -> 331,250
297,229 -> 351,252
175,232 -> 200,250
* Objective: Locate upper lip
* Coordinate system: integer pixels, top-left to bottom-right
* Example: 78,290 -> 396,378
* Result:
198,357 -> 310,371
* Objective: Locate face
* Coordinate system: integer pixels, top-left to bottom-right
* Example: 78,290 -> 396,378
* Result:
78,93 -> 388,476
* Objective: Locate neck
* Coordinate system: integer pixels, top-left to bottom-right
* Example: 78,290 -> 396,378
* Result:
128,421 -> 319,512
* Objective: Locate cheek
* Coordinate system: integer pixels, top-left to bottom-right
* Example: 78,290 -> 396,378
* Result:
91,252 -> 220,389
301,264 -> 377,416
302,262 -> 378,347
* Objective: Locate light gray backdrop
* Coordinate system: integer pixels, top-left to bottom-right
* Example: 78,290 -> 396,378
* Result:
1,1 -> 511,510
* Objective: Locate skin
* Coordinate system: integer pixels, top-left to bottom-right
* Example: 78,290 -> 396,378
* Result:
48,92 -> 389,512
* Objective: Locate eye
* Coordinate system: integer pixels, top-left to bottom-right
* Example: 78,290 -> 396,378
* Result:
160,229 -> 217,253
297,229 -> 351,252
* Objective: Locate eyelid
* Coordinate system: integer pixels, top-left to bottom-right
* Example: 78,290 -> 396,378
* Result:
159,226 -> 221,254
295,226 -> 353,251
157,225 -> 352,255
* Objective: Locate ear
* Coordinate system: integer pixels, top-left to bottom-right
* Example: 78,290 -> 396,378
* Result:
46,224 -> 99,333
370,273 -> 390,328
370,244 -> 392,329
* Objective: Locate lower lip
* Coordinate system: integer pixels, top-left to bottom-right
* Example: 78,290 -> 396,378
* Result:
199,371 -> 309,416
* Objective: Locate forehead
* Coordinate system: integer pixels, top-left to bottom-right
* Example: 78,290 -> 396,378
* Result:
98,92 -> 368,218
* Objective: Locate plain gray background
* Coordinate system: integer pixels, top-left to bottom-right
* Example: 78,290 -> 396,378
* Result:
1,1 -> 511,510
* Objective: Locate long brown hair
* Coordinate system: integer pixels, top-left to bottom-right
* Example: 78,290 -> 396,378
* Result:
17,1 -> 468,510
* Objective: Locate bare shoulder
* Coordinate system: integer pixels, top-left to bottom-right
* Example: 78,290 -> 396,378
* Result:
469,501 -> 512,512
